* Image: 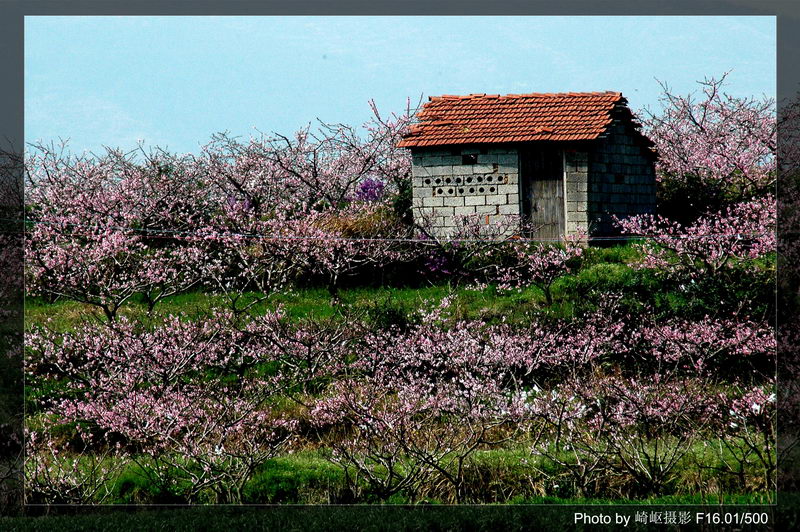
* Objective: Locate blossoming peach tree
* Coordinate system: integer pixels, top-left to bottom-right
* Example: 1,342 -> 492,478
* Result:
641,72 -> 775,223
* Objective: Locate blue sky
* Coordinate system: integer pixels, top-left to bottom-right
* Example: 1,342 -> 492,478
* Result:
25,16 -> 776,156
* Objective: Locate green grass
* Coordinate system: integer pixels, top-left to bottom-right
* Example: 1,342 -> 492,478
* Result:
23,442 -> 775,505
24,284 -> 549,331
21,278 -> 628,332
24,240 -> 776,332
581,241 -> 644,266
242,451 -> 346,504
20,244 -> 638,330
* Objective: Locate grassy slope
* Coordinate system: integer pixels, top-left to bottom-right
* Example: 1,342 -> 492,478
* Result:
24,244 -> 653,331
21,243 -> 778,504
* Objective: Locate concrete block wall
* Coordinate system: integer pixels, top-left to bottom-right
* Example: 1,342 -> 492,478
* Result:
564,150 -> 590,236
586,112 -> 657,237
411,146 -> 520,237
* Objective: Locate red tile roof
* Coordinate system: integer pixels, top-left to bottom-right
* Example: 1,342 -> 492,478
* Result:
398,91 -> 628,148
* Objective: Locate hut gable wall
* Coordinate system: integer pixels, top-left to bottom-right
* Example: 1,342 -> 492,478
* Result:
586,110 -> 657,236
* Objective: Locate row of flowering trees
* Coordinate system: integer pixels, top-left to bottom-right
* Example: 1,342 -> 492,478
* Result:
24,103 -> 418,313
25,295 -> 775,503
22,77 -> 778,503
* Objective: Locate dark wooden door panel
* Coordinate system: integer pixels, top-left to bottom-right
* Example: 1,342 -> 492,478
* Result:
520,147 -> 564,240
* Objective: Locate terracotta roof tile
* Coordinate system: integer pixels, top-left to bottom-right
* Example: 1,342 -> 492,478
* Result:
398,91 -> 628,148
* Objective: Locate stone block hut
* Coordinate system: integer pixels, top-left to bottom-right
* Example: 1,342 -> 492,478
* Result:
397,91 -> 657,240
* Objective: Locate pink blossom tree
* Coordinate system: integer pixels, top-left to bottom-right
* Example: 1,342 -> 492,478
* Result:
636,315 -> 776,379
25,144 -> 217,319
26,311 -> 298,503
415,214 -> 543,286
25,100 -> 416,315
24,428 -> 128,504
283,203 -> 416,297
718,383 -> 777,492
242,305 -> 364,396
616,196 -> 775,280
254,100 -> 413,211
492,234 -> 585,305
312,298 -> 629,502
581,374 -> 723,497
641,72 -> 775,222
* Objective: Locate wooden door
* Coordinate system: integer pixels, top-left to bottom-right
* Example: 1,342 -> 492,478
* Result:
520,147 -> 564,240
